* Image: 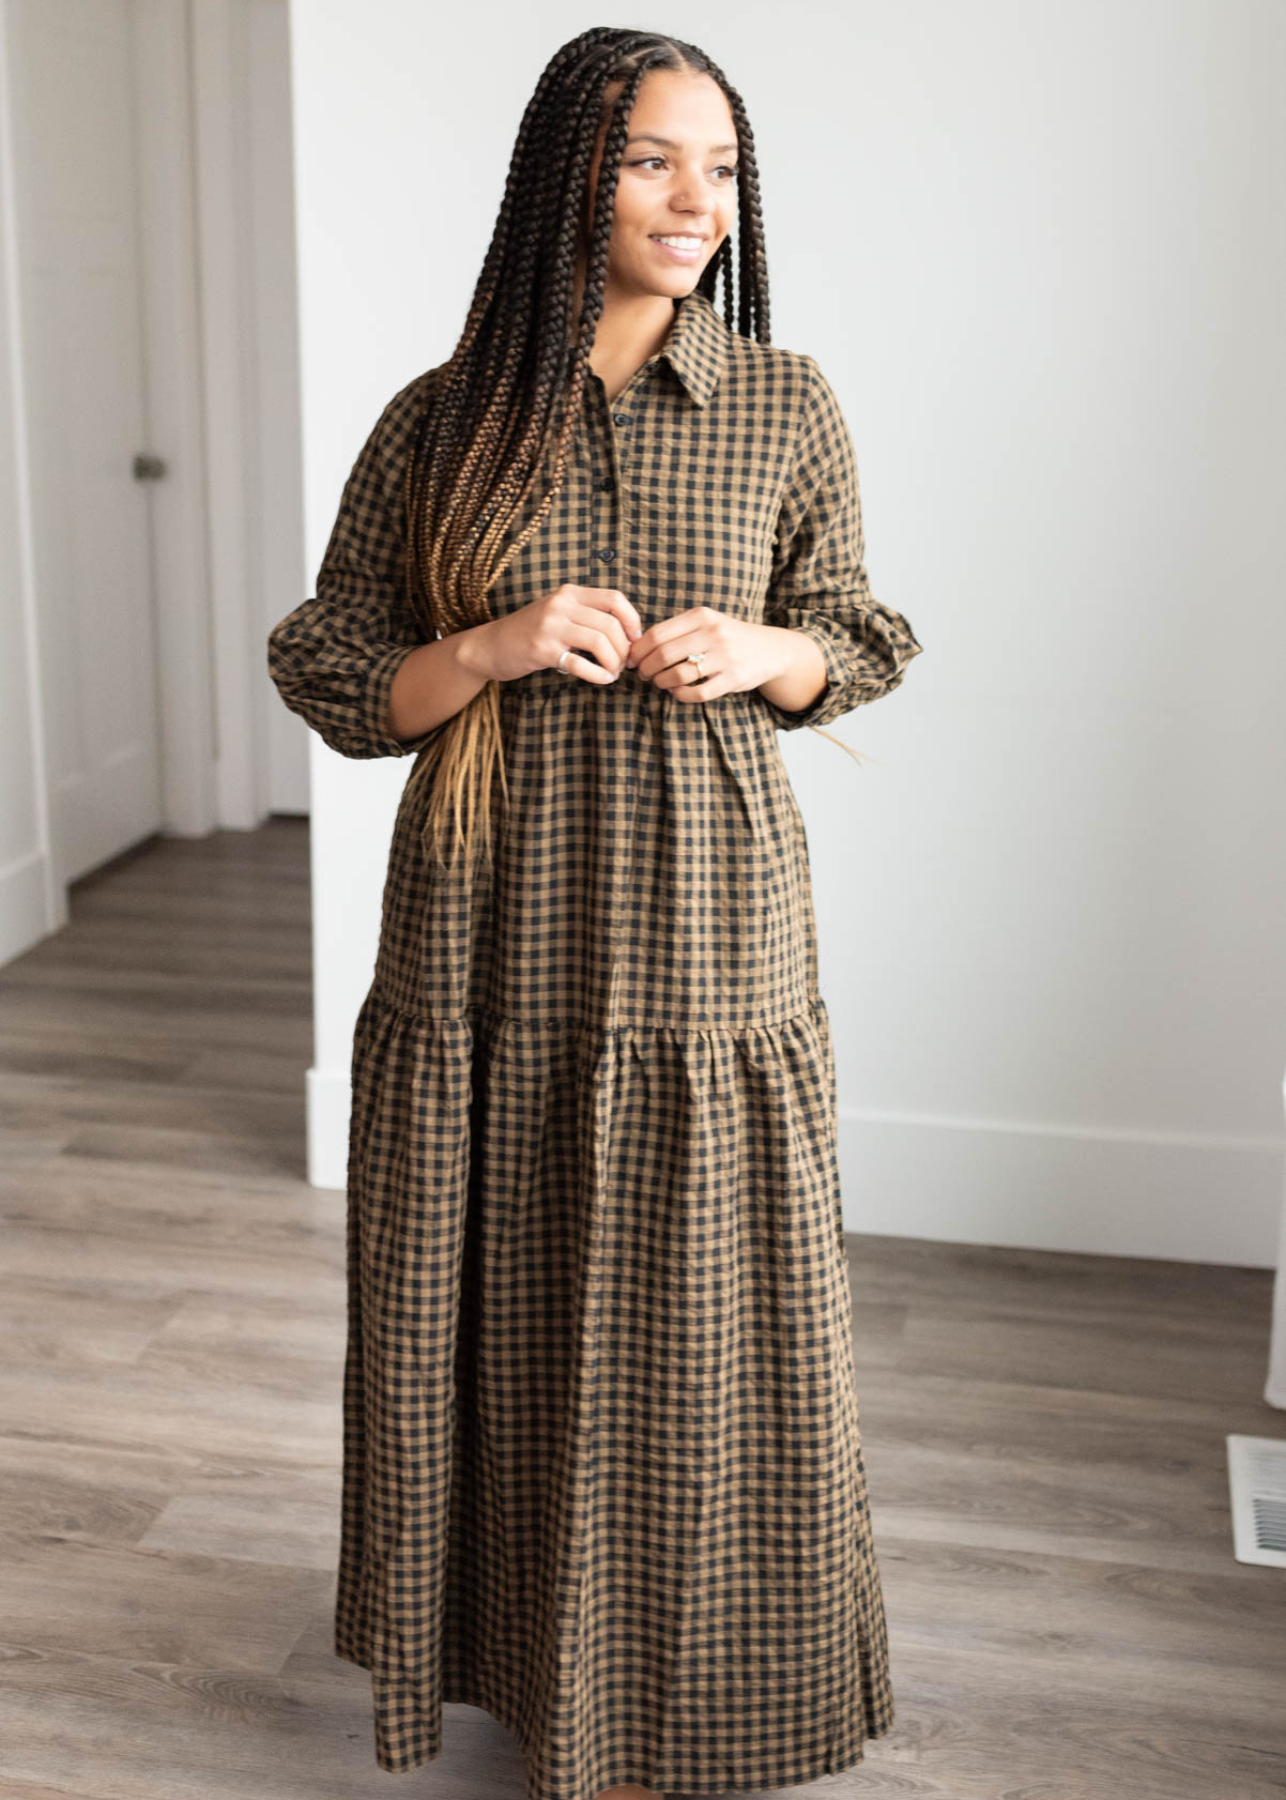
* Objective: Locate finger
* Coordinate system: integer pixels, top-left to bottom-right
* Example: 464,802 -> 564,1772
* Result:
565,612 -> 637,680
628,614 -> 706,669
651,646 -> 710,689
666,672 -> 724,702
576,586 -> 644,645
556,619 -> 624,681
557,646 -> 618,684
656,646 -> 711,686
569,605 -> 632,668
626,629 -> 677,672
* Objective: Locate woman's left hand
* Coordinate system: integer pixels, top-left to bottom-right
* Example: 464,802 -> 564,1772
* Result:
625,606 -> 789,702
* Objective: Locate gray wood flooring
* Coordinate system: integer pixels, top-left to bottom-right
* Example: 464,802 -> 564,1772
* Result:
1,819 -> 1282,1799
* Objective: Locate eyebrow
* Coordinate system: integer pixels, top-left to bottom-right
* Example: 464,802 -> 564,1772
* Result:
625,135 -> 739,155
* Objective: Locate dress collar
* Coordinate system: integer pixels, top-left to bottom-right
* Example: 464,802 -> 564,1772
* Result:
655,287 -> 729,409
566,286 -> 730,410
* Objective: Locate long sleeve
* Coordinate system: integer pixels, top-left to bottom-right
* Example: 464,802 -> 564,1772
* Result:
759,355 -> 923,732
267,375 -> 449,760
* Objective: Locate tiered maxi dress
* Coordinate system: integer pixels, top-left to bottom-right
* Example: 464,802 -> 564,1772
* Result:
267,288 -> 923,1800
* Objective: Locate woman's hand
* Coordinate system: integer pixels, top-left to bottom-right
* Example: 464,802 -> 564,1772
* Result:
467,584 -> 643,685
626,607 -> 806,704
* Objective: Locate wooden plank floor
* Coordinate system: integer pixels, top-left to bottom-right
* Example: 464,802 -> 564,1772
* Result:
1,818 -> 1283,1800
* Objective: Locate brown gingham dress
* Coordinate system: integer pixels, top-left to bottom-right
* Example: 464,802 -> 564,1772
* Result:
267,288 -> 922,1798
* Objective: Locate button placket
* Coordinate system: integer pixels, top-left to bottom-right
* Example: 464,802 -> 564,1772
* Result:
605,357 -> 661,483
588,379 -> 625,595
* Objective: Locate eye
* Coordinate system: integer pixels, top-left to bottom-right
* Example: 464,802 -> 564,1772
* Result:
627,157 -> 740,182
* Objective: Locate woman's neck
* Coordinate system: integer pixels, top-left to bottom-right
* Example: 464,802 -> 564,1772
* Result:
569,270 -> 679,401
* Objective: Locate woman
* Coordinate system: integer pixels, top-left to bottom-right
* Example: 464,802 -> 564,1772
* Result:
268,26 -> 922,1800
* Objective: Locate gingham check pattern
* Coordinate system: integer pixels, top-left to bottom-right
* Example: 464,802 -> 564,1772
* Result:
268,288 -> 921,1797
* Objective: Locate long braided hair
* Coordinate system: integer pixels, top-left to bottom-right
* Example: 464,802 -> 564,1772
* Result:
400,27 -> 770,872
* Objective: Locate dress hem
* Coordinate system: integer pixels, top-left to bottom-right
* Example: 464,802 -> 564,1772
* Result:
337,1642 -> 895,1794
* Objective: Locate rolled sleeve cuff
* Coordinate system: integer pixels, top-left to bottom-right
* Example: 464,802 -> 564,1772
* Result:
362,642 -> 452,759
756,615 -> 855,732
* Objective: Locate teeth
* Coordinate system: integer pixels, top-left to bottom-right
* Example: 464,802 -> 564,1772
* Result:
654,236 -> 702,248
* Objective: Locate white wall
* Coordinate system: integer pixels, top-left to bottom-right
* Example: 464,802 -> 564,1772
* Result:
288,0 -> 1286,1264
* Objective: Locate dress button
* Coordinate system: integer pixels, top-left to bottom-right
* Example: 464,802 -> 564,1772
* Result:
613,412 -> 629,426
597,547 -> 616,562
599,477 -> 615,492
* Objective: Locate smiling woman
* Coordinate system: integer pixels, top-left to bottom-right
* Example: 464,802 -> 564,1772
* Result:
266,25 -> 921,1800
569,86 -> 745,400
629,131 -> 739,263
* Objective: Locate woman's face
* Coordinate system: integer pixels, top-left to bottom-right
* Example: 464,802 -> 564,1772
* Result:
580,69 -> 740,300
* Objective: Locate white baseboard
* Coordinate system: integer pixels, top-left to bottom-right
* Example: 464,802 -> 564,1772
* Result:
0,846 -> 57,967
841,1107 -> 1283,1268
305,1063 -> 352,1195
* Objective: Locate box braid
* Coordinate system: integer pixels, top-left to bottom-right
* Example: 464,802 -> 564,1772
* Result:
401,27 -> 771,871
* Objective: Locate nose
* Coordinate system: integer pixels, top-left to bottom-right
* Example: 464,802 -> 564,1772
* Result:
670,197 -> 718,223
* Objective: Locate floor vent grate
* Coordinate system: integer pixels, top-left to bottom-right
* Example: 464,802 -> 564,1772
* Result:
1227,1434 -> 1286,1567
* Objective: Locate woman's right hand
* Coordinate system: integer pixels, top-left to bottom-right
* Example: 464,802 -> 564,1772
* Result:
472,585 -> 643,685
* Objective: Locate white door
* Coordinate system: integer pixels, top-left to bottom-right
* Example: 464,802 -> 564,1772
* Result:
9,0 -> 164,883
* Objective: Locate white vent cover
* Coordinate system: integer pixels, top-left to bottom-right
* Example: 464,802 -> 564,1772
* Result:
1227,1435 -> 1286,1568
